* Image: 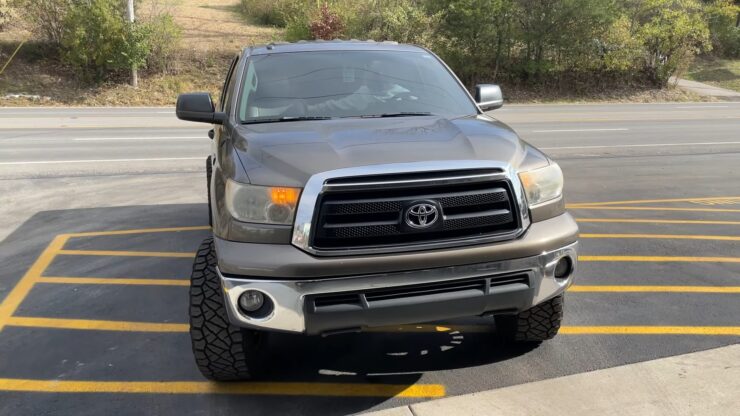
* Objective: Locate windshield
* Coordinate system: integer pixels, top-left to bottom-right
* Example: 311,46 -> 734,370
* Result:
238,50 -> 478,123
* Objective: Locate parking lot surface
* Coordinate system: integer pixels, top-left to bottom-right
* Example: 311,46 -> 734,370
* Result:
0,103 -> 738,414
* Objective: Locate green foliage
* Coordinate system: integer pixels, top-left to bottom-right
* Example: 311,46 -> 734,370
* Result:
239,0 -> 306,27
429,0 -> 518,84
284,17 -> 312,41
706,0 -> 740,58
627,0 -> 712,85
144,13 -> 182,73
269,0 -> 442,47
61,0 -> 151,82
348,0 -> 442,47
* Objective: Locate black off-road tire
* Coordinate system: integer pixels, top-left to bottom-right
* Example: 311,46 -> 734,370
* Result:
189,237 -> 264,381
496,295 -> 564,342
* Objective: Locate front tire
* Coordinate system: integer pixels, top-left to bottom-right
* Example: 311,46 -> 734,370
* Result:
495,295 -> 564,342
189,237 -> 264,380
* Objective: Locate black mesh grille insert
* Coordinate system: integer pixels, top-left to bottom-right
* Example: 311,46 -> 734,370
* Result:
310,273 -> 530,311
312,175 -> 520,250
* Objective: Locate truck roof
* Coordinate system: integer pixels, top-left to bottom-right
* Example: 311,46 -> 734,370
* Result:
245,40 -> 426,56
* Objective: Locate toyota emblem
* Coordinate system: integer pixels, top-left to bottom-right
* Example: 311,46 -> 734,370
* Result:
405,202 -> 439,229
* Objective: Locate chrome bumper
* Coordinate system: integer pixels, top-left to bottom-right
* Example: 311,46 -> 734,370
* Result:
219,242 -> 578,333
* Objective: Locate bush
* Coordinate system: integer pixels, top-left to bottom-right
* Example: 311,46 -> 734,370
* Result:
310,3 -> 344,40
281,0 -> 440,45
628,0 -> 711,85
144,13 -> 181,73
61,0 -> 150,82
11,0 -> 71,44
239,0 -> 307,27
706,0 -> 740,58
284,17 -> 312,41
347,0 -> 442,46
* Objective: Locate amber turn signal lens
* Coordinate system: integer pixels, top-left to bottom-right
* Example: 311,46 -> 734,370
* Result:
269,187 -> 300,206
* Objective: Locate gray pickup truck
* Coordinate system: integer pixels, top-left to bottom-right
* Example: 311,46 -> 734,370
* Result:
176,40 -> 578,381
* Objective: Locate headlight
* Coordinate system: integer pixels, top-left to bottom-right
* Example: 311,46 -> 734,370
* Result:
225,179 -> 301,225
518,163 -> 563,206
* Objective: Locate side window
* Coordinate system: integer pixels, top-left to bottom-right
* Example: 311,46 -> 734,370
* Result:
219,56 -> 239,112
238,59 -> 258,120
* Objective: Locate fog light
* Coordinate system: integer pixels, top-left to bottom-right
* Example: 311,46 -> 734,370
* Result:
554,257 -> 572,279
238,290 -> 264,312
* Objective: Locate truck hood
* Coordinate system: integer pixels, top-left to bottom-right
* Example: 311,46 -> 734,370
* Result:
231,115 -> 547,187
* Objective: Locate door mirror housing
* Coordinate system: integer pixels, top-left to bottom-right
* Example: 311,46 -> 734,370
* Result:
474,84 -> 504,111
176,93 -> 226,124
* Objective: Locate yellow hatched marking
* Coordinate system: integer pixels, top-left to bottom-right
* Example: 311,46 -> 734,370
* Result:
576,218 -> 740,225
560,326 -> 740,336
37,277 -> 189,286
57,249 -> 195,258
580,233 -> 740,241
568,196 -> 740,207
0,378 -> 445,398
579,255 -> 740,263
0,235 -> 68,332
6,317 -> 189,332
691,199 -> 740,206
568,206 -> 740,213
67,226 -> 210,238
569,285 -> 740,293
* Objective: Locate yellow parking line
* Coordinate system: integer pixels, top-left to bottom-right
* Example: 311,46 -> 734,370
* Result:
0,378 -> 445,398
6,317 -> 740,337
6,317 -> 189,332
0,235 -> 68,332
568,196 -> 740,207
580,233 -> 740,241
57,249 -> 195,258
568,206 -> 740,213
579,255 -> 740,263
576,218 -> 740,225
569,285 -> 740,293
37,277 -> 189,286
560,326 -> 740,336
67,226 -> 210,238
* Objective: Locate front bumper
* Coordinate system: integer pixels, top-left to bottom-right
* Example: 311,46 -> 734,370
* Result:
218,214 -> 578,334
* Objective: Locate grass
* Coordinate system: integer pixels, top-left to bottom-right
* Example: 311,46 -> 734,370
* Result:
684,57 -> 740,93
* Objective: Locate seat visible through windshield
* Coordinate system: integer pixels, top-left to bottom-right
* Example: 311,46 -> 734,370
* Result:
238,50 -> 477,122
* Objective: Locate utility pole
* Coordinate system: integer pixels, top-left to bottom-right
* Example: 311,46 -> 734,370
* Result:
126,0 -> 138,88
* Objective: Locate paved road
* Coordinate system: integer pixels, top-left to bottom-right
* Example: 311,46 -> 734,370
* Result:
0,103 -> 738,415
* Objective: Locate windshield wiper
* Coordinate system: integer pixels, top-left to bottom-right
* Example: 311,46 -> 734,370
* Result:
358,112 -> 434,118
243,116 -> 332,125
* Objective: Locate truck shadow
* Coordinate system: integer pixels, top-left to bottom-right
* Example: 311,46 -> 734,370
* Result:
0,204 -> 541,415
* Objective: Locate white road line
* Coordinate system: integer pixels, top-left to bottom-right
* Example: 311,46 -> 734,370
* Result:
541,141 -> 740,150
532,128 -> 629,133
675,106 -> 729,109
0,157 -> 203,165
74,137 -> 203,141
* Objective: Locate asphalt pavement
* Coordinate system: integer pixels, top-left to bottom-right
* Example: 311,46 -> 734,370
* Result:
0,102 -> 738,415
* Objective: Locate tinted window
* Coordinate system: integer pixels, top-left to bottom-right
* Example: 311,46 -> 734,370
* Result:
238,50 -> 477,122
220,56 -> 238,111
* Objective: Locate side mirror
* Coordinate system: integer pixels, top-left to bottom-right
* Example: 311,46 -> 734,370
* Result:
475,84 -> 504,111
176,93 -> 226,124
